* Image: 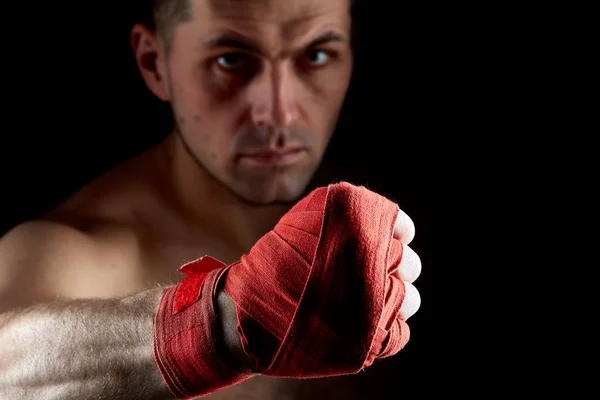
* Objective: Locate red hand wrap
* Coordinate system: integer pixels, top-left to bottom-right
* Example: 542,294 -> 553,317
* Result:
153,182 -> 410,398
153,257 -> 251,399
223,182 -> 409,377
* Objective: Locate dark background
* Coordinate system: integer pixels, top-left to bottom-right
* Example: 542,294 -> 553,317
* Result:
1,0 -> 452,396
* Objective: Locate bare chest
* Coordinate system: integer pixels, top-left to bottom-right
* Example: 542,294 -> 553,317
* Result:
139,237 -> 243,287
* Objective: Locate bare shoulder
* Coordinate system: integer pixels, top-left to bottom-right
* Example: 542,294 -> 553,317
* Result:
48,145 -> 162,226
0,220 -> 102,310
0,220 -> 99,266
1,217 -> 149,311
0,140 -> 177,312
0,215 -> 147,312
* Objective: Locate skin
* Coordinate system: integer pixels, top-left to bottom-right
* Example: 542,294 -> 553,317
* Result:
0,0 -> 421,398
137,0 -> 353,207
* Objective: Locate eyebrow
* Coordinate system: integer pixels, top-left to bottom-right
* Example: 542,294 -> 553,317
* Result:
203,30 -> 347,54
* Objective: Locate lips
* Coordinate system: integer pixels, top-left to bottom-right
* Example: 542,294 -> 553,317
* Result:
237,148 -> 307,167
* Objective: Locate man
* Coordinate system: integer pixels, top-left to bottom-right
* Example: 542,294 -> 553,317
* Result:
0,0 -> 422,398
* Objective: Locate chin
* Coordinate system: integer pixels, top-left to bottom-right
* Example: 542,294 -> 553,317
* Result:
232,172 -> 314,206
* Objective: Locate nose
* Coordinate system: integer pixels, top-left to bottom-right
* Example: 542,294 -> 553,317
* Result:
247,63 -> 300,129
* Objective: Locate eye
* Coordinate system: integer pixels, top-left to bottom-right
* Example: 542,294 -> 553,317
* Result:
216,53 -> 249,71
304,50 -> 331,67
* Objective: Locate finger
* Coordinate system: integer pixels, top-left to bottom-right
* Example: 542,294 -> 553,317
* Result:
399,281 -> 421,320
393,208 -> 415,244
393,244 -> 422,283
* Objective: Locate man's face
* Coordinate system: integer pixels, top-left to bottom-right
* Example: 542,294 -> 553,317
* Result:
162,0 -> 353,204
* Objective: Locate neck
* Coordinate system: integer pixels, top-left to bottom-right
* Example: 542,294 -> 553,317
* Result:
154,132 -> 291,255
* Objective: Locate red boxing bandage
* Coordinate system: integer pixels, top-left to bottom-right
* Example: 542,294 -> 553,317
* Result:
153,182 -> 409,398
153,257 -> 251,399
223,182 -> 409,377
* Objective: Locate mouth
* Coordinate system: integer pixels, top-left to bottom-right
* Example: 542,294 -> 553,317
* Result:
237,147 -> 307,167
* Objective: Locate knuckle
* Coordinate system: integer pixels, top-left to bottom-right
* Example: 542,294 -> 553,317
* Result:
399,281 -> 421,320
398,245 -> 422,283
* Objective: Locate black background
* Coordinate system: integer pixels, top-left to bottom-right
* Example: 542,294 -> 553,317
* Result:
0,0 -> 455,396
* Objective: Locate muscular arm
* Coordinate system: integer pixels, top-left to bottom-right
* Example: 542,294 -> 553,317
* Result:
0,221 -> 246,400
0,288 -> 173,400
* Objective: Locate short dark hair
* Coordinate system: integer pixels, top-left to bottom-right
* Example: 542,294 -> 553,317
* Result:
151,0 -> 194,48
145,0 -> 357,44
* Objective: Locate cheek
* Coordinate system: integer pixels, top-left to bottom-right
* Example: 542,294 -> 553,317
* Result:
171,83 -> 234,164
170,58 -> 236,118
172,72 -> 240,138
308,55 -> 352,100
305,64 -> 352,123
324,62 -> 353,102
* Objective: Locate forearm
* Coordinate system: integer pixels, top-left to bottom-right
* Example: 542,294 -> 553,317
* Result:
0,288 -> 174,400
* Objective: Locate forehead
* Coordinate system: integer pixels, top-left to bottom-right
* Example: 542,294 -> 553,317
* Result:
188,0 -> 352,44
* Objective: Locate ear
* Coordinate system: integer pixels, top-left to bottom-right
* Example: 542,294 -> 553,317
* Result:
130,23 -> 171,101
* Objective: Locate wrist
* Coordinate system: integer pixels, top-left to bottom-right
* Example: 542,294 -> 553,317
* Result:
215,289 -> 253,373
